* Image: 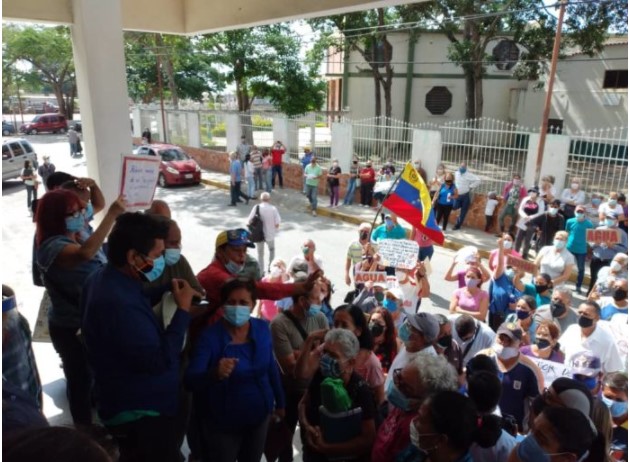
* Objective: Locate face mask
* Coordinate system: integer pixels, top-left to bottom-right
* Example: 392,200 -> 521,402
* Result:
85,202 -> 94,221
503,240 -> 513,250
437,334 -> 452,349
609,199 -> 618,207
320,353 -> 342,378
602,396 -> 628,418
445,180 -> 453,185
613,288 -> 628,301
465,278 -> 479,289
591,198 -> 602,206
535,284 -> 549,294
270,267 -> 283,278
369,322 -> 384,338
386,381 -> 411,411
302,246 -> 310,256
513,179 -> 521,185
307,304 -> 322,317
578,315 -> 594,328
571,183 -> 579,189
223,305 -> 251,327
553,239 -> 565,250
575,212 -> 585,221
225,260 -> 245,275
493,343 -> 518,360
516,309 -> 530,320
353,161 -> 358,164
548,208 -> 559,216
504,268 -> 515,280
517,433 -> 570,462
398,322 -> 411,343
605,219 -> 616,227
550,300 -> 566,318
385,218 -> 394,228
164,248 -> 181,266
535,338 -> 551,350
136,255 -> 166,283
576,376 -> 598,391
611,261 -> 623,272
375,292 -> 385,303
65,214 -> 85,232
459,167 -> 467,174
360,231 -> 369,240
383,298 -> 397,313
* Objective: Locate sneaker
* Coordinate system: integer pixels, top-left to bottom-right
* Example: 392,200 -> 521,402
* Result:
312,211 -> 317,216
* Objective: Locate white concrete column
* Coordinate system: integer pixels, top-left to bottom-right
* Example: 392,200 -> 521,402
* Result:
524,133 -> 539,188
132,107 -> 142,138
331,122 -> 353,172
412,129 -> 442,179
70,0 -> 132,203
156,110 -> 166,143
524,134 -> 570,191
273,117 -> 291,162
225,113 -> 241,152
187,112 -> 201,148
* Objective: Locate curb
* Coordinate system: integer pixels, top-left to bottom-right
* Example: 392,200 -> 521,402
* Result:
200,178 -> 590,286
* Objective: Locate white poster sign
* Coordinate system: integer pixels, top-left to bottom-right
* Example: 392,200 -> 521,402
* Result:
119,155 -> 161,210
377,239 -> 419,269
533,357 -> 573,387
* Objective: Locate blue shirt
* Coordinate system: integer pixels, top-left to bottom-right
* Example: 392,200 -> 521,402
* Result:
230,159 -> 242,182
566,217 -> 594,254
592,225 -> 628,260
437,183 -> 456,206
523,283 -> 551,308
371,224 -> 407,242
600,303 -> 629,321
489,274 -> 521,315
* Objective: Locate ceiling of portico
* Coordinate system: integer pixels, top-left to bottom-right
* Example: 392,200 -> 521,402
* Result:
3,0 -> 427,34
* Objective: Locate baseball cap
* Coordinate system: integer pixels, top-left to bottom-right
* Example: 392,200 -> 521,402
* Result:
568,351 -> 602,378
406,312 -> 439,343
215,228 -> 255,250
497,322 -> 523,342
386,287 -> 405,301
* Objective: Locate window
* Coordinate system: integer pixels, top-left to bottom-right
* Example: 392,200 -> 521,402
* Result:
425,87 -> 453,115
2,145 -> 11,160
603,70 -> 628,89
547,119 -> 563,134
493,39 -> 520,71
9,142 -> 25,157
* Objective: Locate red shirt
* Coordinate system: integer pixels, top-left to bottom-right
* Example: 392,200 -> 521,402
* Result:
271,148 -> 285,166
371,407 -> 415,462
360,167 -> 376,184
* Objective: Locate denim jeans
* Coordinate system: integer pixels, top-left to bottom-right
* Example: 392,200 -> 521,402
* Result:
455,192 -> 471,228
343,177 -> 357,205
571,252 -> 586,289
246,176 -> 255,198
26,184 -> 38,209
254,167 -> 264,190
419,246 -> 434,262
272,165 -> 283,188
264,169 -> 272,192
230,181 -> 247,205
306,184 -> 318,211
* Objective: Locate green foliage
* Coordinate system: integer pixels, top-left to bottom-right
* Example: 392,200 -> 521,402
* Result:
251,115 -> 273,128
210,123 -> 226,137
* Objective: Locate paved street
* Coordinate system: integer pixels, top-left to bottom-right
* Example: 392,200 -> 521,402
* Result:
2,135 -> 478,457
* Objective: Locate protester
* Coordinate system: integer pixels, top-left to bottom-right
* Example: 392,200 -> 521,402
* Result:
304,156 -> 323,216
499,173 -> 527,234
185,278 -> 285,462
20,160 -> 38,212
585,192 -> 603,227
535,286 -> 578,333
344,222 -> 371,286
236,135 -> 250,160
287,239 -> 323,276
514,272 -> 553,308
433,171 -> 458,231
428,163 -> 446,199
371,213 -> 406,242
539,175 -> 556,206
560,178 -> 586,219
319,278 -> 334,326
359,160 -> 376,207
326,158 -> 342,208
453,161 -> 481,230
434,313 -> 464,377
271,140 -> 286,189
249,145 -> 264,191
519,320 -> 564,364
37,155 -> 55,191
142,127 -> 151,144
598,192 -> 626,223
566,204 -> 594,293
262,149 -> 273,192
591,252 -> 628,298
488,236 -> 521,330
505,295 -> 538,345
534,231 -> 575,287
243,152 -> 256,199
342,156 -> 360,206
445,250 -> 491,288
449,266 -> 489,322
588,212 -> 628,293
528,199 -> 565,252
568,351 -> 603,396
145,199 -> 172,218
484,191 -> 499,233
514,186 -> 545,259
450,314 -> 496,365
248,192 -> 281,274
369,307 -> 399,375
410,227 -> 435,263
602,371 -> 628,461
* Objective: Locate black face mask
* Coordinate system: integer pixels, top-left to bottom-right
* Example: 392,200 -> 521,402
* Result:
445,180 -> 453,184
535,338 -> 551,350
437,335 -> 452,349
578,315 -> 594,328
360,231 -> 369,241
369,323 -> 385,338
612,289 -> 628,301
550,300 -> 566,318
535,284 -> 549,294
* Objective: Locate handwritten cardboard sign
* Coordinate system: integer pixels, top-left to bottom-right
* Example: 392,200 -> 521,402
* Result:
120,155 -> 161,209
586,228 -> 621,244
354,272 -> 388,285
377,239 -> 419,270
506,254 -> 537,274
533,357 -> 573,387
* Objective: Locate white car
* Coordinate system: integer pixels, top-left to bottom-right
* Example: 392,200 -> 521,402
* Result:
2,138 -> 38,181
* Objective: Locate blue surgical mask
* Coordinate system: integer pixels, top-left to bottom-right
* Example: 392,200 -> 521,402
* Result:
385,218 -> 394,229
386,381 -> 411,411
592,198 -> 602,206
225,260 -> 245,275
85,202 -> 94,221
575,212 -> 585,221
136,255 -> 166,282
383,298 -> 397,313
65,214 -> 85,232
459,167 -> 467,174
164,248 -> 181,266
609,199 -> 618,207
574,375 -> 598,391
320,353 -> 342,378
602,395 -> 628,418
223,305 -> 251,326
307,304 -> 322,317
517,433 -> 570,461
504,268 -> 515,280
553,239 -> 565,250
605,219 -> 616,227
398,322 -> 411,343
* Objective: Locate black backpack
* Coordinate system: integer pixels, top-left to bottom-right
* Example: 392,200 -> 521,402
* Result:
247,205 -> 265,243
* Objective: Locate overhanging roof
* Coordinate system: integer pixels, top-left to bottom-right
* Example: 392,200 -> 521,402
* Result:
3,0 -> 428,35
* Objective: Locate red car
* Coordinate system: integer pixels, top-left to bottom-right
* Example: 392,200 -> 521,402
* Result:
134,144 -> 201,187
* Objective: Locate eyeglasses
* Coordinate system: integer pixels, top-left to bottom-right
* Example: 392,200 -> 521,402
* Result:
66,208 -> 86,219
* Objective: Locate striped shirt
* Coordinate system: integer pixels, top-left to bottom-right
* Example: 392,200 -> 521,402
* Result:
346,241 -> 364,264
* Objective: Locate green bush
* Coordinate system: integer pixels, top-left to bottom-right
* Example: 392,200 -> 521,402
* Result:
251,115 -> 273,128
211,122 -> 226,137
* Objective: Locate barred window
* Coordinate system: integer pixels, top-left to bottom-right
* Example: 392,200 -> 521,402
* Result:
425,86 -> 452,115
603,70 -> 628,89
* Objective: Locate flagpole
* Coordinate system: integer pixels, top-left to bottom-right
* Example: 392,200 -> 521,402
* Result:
368,162 -> 408,233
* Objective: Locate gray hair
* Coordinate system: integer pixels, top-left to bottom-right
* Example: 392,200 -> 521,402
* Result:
408,354 -> 458,394
324,328 -> 360,359
553,286 -> 572,305
613,253 -> 628,265
260,192 -> 271,202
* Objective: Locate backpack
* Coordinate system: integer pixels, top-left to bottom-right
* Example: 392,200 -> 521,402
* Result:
247,205 -> 265,243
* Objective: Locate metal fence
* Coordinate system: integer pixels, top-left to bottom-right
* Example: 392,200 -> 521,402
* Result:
166,111 -> 189,146
199,111 -> 227,150
438,118 -> 532,194
239,111 -> 275,149
351,116 -> 416,171
287,112 -> 333,165
565,127 -> 628,194
139,110 -> 161,142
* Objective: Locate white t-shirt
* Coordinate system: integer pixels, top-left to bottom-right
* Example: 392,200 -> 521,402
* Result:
470,430 -> 517,462
287,254 -> 324,276
559,323 -> 624,373
485,198 -> 499,216
536,246 -> 576,282
248,202 -> 281,242
598,202 -> 624,218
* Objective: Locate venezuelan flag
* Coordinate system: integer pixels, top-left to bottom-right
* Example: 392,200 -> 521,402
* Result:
382,162 -> 445,245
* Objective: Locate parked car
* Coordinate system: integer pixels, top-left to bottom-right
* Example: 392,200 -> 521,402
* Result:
133,144 -> 201,187
20,113 -> 68,135
2,121 -> 16,136
2,138 -> 38,181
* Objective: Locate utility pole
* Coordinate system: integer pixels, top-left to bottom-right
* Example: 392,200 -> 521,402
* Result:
534,0 -> 567,184
156,53 -> 167,143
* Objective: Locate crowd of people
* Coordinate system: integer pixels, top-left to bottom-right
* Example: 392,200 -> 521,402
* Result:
2,157 -> 629,462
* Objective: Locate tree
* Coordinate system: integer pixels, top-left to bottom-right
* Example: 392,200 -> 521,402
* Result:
3,25 -> 77,117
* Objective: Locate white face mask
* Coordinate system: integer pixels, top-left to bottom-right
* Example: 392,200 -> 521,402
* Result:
571,183 -> 579,190
503,240 -> 513,250
611,261 -> 623,272
493,343 -> 519,360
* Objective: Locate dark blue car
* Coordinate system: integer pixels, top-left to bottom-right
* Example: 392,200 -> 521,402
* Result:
2,121 -> 16,136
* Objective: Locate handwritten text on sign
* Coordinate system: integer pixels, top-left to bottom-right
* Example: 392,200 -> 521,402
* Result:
533,357 -> 572,387
586,228 -> 621,245
120,155 -> 161,209
354,272 -> 399,289
378,239 -> 419,270
506,254 -> 538,274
